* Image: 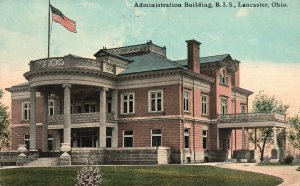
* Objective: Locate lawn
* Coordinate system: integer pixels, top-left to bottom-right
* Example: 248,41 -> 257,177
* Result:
0,165 -> 282,186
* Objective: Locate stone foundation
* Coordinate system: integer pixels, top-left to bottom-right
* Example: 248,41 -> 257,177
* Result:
70,147 -> 171,165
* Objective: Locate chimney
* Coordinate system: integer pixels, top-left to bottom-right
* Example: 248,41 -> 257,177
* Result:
186,39 -> 201,74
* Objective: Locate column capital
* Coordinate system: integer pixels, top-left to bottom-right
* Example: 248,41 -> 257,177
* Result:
62,83 -> 72,88
100,87 -> 109,92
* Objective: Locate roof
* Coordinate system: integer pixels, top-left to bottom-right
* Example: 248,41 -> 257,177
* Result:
95,50 -> 134,63
121,53 -> 185,74
174,54 -> 231,66
6,82 -> 29,92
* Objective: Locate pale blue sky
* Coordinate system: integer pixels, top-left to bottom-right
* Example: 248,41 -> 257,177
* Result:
1,0 -> 300,114
0,0 -> 299,64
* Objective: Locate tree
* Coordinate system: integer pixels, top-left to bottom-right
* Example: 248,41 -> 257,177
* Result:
0,89 -> 11,150
248,91 -> 289,161
288,115 -> 300,149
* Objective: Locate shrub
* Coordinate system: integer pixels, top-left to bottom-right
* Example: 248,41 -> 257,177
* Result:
284,155 -> 294,164
76,159 -> 103,186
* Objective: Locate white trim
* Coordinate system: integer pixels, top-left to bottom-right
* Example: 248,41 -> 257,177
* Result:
184,128 -> 190,149
148,89 -> 163,113
151,129 -> 162,147
22,102 -> 30,121
120,92 -> 135,115
123,130 -> 134,147
183,90 -> 190,112
220,97 -> 228,114
201,95 -> 209,115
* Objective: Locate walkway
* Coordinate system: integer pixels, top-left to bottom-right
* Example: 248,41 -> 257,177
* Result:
211,163 -> 300,186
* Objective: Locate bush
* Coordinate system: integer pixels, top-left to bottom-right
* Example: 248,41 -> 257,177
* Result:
76,159 -> 103,186
284,155 -> 294,164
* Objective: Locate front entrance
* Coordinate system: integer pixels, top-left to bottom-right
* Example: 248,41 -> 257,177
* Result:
72,128 -> 98,147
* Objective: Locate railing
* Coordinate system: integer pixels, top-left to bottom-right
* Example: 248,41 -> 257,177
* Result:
48,112 -> 115,125
29,56 -> 104,72
218,112 -> 286,123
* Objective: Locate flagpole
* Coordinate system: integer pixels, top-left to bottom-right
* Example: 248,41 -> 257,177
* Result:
48,0 -> 50,58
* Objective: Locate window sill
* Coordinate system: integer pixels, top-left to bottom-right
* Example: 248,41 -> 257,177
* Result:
120,113 -> 135,116
184,111 -> 191,114
219,83 -> 229,87
201,114 -> 209,117
148,111 -> 165,115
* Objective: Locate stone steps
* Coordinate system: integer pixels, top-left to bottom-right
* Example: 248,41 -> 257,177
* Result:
24,157 -> 59,167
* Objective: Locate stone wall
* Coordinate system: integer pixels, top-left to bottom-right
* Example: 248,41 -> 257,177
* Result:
70,147 -> 171,165
207,150 -> 228,162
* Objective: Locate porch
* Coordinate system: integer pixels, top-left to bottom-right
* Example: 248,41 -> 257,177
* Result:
216,112 -> 287,161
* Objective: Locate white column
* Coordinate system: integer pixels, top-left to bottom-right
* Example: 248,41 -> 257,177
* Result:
242,127 -> 245,150
216,128 -> 219,150
273,126 -> 278,149
29,88 -> 37,151
62,84 -> 71,150
99,88 -> 108,148
254,128 -> 257,150
112,90 -> 118,147
42,92 -> 49,151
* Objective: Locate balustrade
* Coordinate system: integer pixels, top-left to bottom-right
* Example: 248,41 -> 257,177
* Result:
218,112 -> 286,123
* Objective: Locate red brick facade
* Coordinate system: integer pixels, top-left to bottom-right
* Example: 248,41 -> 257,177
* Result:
6,40 -> 252,163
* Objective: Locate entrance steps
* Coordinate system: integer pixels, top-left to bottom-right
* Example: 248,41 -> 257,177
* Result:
24,157 -> 59,167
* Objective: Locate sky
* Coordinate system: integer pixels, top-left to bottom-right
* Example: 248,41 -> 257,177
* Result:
0,0 -> 300,115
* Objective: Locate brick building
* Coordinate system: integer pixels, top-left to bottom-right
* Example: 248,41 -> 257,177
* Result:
6,39 -> 286,164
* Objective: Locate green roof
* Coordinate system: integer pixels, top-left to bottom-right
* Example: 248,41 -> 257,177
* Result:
121,53 -> 184,74
174,54 -> 231,66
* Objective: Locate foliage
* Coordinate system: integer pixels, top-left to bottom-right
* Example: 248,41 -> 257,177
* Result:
0,89 -> 11,150
284,155 -> 294,164
76,159 -> 103,186
249,91 -> 289,161
288,115 -> 300,149
0,166 -> 282,186
277,129 -> 286,162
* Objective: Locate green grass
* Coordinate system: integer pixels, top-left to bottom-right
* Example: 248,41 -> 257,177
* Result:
0,165 -> 282,186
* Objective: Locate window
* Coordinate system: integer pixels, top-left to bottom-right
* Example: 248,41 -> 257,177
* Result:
220,98 -> 228,114
121,93 -> 134,114
202,130 -> 207,149
241,104 -> 246,113
201,95 -> 208,115
48,100 -> 54,116
106,127 -> 113,148
151,129 -> 162,147
149,90 -> 163,112
84,103 -> 96,113
123,130 -> 133,147
22,102 -> 30,121
24,135 -> 30,149
184,128 -> 190,149
48,134 -> 53,150
183,91 -> 190,112
220,69 -> 229,85
107,96 -> 112,113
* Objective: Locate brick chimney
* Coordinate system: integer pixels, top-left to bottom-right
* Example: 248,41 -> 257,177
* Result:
186,39 -> 201,74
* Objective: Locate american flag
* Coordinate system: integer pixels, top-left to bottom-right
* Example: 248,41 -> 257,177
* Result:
50,4 -> 77,33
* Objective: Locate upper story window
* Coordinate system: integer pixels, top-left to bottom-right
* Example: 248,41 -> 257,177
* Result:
220,97 -> 228,115
201,95 -> 209,115
121,93 -> 135,114
151,129 -> 162,147
48,100 -> 54,116
241,104 -> 246,113
22,102 -> 30,121
220,69 -> 229,85
183,90 -> 190,112
148,90 -> 163,112
107,96 -> 112,113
